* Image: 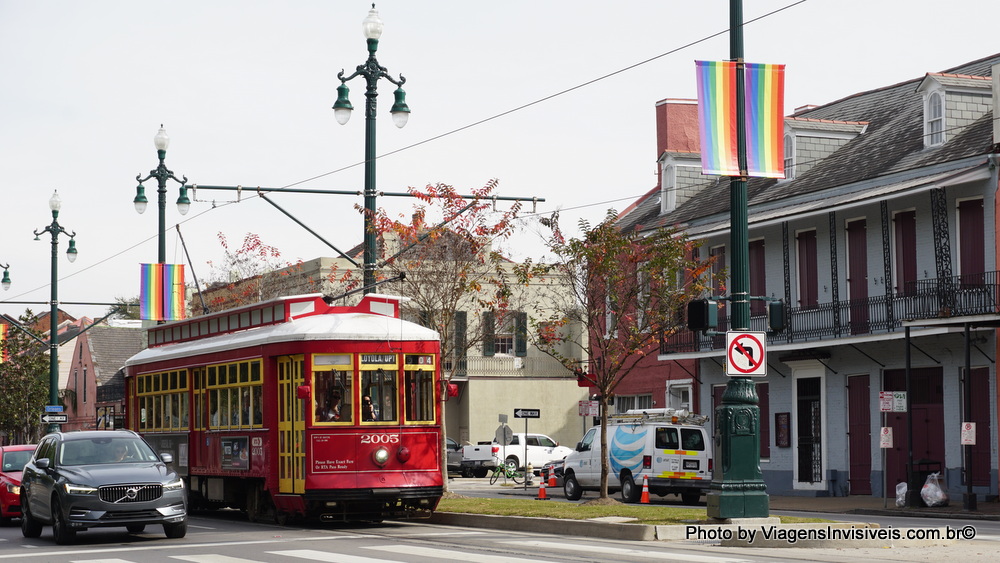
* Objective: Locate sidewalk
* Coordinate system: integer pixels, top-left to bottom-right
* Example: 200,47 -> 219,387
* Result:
483,478 -> 1000,520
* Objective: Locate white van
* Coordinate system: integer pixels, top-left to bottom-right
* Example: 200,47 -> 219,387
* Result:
561,409 -> 712,504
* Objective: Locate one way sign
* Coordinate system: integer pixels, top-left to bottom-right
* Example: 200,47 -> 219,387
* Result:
41,413 -> 68,424
514,408 -> 540,419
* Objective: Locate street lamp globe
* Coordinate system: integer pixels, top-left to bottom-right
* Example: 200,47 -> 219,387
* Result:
1,267 -> 10,291
49,190 -> 62,212
133,184 -> 148,214
176,186 -> 191,216
333,83 -> 353,125
390,86 -> 409,128
154,125 -> 170,152
66,238 -> 78,263
362,5 -> 383,40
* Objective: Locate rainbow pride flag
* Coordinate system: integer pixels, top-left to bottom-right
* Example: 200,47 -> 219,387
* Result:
140,263 -> 186,321
696,60 -> 785,178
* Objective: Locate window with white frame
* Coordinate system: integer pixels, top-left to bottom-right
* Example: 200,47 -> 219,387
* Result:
615,394 -> 653,414
493,315 -> 514,355
661,164 -> 676,213
925,91 -> 944,147
667,380 -> 692,411
783,133 -> 795,179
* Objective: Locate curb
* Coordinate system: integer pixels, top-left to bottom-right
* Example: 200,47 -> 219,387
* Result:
428,512 -> 657,541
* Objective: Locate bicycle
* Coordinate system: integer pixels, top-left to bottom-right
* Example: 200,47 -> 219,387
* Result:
488,462 -> 524,485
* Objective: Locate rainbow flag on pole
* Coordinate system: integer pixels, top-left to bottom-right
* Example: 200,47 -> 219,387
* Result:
696,60 -> 785,178
140,263 -> 186,321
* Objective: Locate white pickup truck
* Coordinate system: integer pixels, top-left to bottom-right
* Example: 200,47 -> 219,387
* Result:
446,438 -> 498,478
493,433 -> 573,472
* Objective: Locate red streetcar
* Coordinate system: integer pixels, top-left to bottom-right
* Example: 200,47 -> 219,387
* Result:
124,293 -> 443,523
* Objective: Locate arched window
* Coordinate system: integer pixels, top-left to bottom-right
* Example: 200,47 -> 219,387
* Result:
926,92 -> 944,146
783,134 -> 795,179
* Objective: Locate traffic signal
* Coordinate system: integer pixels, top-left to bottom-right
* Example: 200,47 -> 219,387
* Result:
686,299 -> 718,332
768,300 -> 785,333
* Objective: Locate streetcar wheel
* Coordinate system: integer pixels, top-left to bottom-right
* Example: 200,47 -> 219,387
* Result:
274,511 -> 289,526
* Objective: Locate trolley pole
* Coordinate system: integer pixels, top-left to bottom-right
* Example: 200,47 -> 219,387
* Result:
705,0 -> 769,519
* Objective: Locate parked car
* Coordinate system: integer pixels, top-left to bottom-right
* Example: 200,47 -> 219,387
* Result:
493,433 -> 573,472
540,457 -> 565,487
445,437 -> 463,473
0,444 -> 35,524
20,430 -> 187,544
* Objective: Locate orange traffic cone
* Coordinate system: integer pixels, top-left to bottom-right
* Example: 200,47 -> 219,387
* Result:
548,467 -> 557,488
640,474 -> 650,504
535,470 -> 549,500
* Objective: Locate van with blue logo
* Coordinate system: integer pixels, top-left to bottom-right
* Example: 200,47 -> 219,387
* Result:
561,408 -> 712,504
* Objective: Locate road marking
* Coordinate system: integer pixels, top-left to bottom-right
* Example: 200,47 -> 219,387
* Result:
269,550 -> 396,563
172,556 -> 266,563
70,559 -> 135,563
365,544 -> 556,562
500,540 -> 751,562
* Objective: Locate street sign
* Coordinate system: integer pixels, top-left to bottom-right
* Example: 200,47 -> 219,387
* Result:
879,391 -> 906,412
879,427 -> 893,448
578,400 -> 599,417
495,424 -> 513,446
961,422 -> 976,445
41,413 -> 68,424
725,332 -> 767,377
514,408 -> 540,419
45,405 -> 64,413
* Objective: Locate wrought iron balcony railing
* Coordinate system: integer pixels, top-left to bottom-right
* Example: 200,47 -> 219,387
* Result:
661,270 -> 1000,354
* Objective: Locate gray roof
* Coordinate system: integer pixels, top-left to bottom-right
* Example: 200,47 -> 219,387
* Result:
87,325 -> 146,385
618,53 -> 1000,234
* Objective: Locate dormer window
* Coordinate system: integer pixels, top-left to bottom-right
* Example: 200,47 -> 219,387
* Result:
926,91 -> 944,147
783,133 -> 795,180
661,164 -> 676,213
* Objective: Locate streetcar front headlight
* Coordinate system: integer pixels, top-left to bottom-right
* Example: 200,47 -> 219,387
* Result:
372,447 -> 390,467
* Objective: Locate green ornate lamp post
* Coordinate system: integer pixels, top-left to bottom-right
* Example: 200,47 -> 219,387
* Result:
0,264 -> 11,291
134,125 -> 190,264
33,191 -> 78,433
705,0 -> 769,520
333,4 -> 411,294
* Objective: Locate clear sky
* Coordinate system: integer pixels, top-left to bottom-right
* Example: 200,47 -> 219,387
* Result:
0,0 -> 997,321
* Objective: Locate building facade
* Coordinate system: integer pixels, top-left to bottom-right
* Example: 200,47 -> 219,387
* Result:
619,55 -> 1000,499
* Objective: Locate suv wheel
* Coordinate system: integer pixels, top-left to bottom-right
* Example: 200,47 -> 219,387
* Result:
504,456 -> 519,471
164,520 -> 188,539
20,494 -> 42,538
620,474 -> 640,503
563,474 -> 583,501
51,497 -> 76,545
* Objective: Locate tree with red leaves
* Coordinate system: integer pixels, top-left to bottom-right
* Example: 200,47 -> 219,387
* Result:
529,209 -> 716,499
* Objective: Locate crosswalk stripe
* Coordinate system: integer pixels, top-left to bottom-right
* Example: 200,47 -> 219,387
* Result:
499,540 -> 752,562
70,559 -> 135,563
172,555 -> 267,563
364,544 -> 556,562
268,549 -> 397,563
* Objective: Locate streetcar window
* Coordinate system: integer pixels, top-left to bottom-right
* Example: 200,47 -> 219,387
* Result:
252,385 -> 263,425
404,369 -> 435,422
251,362 -> 261,382
362,368 -> 397,423
263,307 -> 273,323
314,369 -> 352,423
240,311 -> 250,328
251,309 -> 261,325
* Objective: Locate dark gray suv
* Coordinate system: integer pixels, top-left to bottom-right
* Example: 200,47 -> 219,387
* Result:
20,430 -> 187,544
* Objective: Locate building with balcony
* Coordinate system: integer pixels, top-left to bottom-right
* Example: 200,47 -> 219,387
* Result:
618,54 -> 1000,500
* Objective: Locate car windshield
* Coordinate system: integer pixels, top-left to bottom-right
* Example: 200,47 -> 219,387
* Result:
58,437 -> 160,466
2,450 -> 33,472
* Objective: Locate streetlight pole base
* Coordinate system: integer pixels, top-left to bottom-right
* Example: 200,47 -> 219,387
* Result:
706,377 -> 770,519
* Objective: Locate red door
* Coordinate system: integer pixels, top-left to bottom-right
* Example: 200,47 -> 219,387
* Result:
847,375 -> 872,494
883,368 -> 944,496
846,219 -> 869,334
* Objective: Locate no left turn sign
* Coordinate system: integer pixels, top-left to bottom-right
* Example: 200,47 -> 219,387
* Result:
726,331 -> 767,377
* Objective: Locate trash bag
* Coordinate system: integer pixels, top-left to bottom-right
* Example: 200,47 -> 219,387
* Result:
920,472 -> 948,507
895,482 -> 907,507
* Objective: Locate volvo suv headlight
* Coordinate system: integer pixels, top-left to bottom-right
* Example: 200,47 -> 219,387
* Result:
64,483 -> 97,495
163,478 -> 184,491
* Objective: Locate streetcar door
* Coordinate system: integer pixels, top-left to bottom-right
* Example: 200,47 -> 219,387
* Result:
278,355 -> 306,494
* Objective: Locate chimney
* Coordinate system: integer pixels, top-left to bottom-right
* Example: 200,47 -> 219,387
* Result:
654,98 -> 699,190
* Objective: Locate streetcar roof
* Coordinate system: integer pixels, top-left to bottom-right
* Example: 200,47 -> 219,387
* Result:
125,309 -> 439,367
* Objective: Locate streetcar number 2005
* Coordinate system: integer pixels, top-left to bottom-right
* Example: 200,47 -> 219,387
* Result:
361,434 -> 400,444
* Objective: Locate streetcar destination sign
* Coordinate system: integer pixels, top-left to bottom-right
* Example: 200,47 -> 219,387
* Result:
514,408 -> 540,418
